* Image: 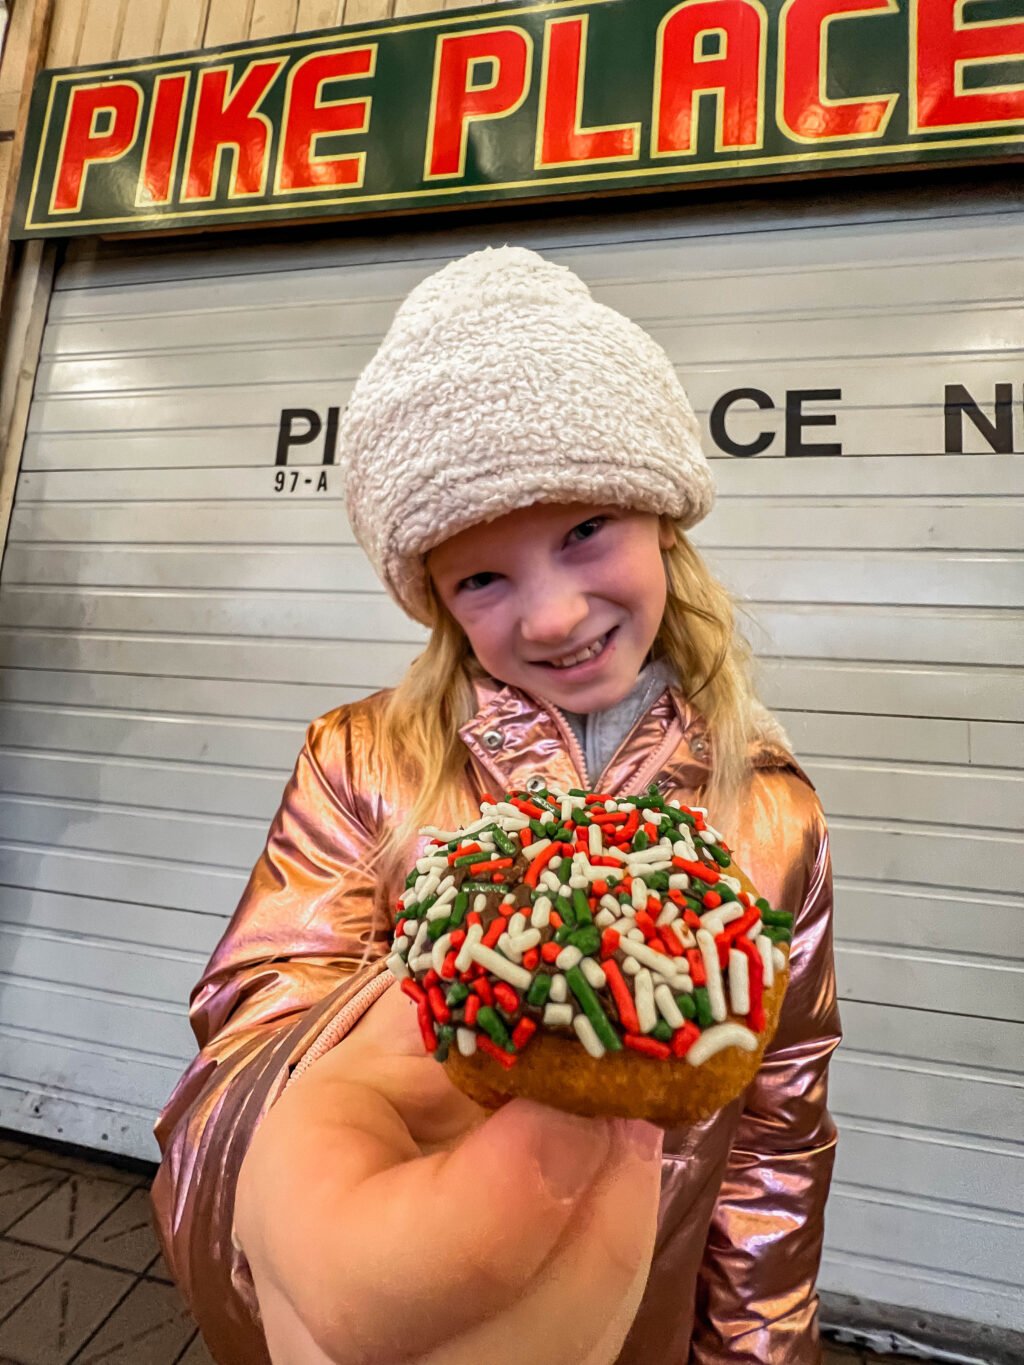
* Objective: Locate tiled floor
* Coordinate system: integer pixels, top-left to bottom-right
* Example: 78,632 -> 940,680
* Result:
0,1136 -> 212,1365
0,1132 -> 938,1365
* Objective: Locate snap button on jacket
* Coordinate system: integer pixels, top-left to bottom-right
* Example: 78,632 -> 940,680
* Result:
152,678 -> 840,1363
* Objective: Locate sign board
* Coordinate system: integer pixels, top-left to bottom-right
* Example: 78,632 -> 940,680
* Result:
11,0 -> 1024,238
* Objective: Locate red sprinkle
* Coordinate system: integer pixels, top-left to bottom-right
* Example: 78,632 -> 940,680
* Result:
684,909 -> 702,932
511,798 -> 544,819
524,841 -> 559,888
736,936 -> 766,1032
465,994 -> 481,1026
493,982 -> 519,1014
687,947 -> 707,986
470,856 -> 512,877
449,929 -> 467,948
427,986 -> 451,1024
586,793 -> 614,805
522,947 -> 540,971
424,969 -> 440,988
478,1035 -> 518,1068
714,933 -> 729,969
702,890 -> 723,910
449,842 -> 482,864
624,1033 -> 671,1060
671,1022 -> 700,1057
400,979 -> 425,1004
673,857 -> 720,884
541,941 -> 562,963
635,910 -> 658,941
723,907 -> 760,942
440,950 -> 458,980
520,828 -> 533,848
600,927 -> 621,958
549,910 -> 564,930
643,822 -> 658,839
661,927 -> 685,958
603,958 -> 641,1034
592,880 -> 609,897
417,1002 -> 437,1054
481,915 -> 509,948
467,911 -> 483,927
511,1017 -> 538,1050
471,977 -> 494,1006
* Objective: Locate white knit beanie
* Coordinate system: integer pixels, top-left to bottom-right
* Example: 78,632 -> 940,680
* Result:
339,245 -> 714,624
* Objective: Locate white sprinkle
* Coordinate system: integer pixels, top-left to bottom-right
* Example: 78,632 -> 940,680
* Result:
635,970 -> 657,1033
605,800 -> 619,812
595,909 -> 616,928
600,894 -> 622,914
386,951 -> 410,980
501,893 -> 517,908
508,912 -> 527,936
556,945 -> 583,971
473,893 -> 488,914
468,943 -> 533,990
686,1022 -> 758,1067
523,837 -> 553,862
673,838 -> 696,859
641,808 -> 664,825
628,846 -> 673,864
654,983 -> 684,1028
558,884 -> 572,899
700,904 -> 744,937
456,1027 -> 477,1057
573,1013 -> 607,1058
632,878 -> 648,911
409,919 -> 430,963
656,902 -> 680,927
668,873 -> 690,891
550,973 -> 568,1003
773,945 -> 788,972
745,918 -> 763,939
669,920 -> 695,950
454,922 -> 482,973
729,949 -> 750,1015
627,928 -> 645,941
531,895 -> 553,929
696,928 -> 728,1022
674,975 -> 694,994
603,846 -> 629,864
561,797 -> 574,824
569,874 -> 589,890
622,957 -> 640,976
541,870 -> 561,893
431,933 -> 452,975
543,1003 -> 574,1028
510,928 -> 541,952
497,934 -> 522,964
581,957 -> 607,990
588,823 -> 603,857
758,934 -> 775,988
720,874 -> 743,894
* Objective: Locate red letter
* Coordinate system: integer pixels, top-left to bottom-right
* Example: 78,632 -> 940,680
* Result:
654,0 -> 766,156
138,72 -> 188,206
278,47 -> 375,192
537,16 -> 639,166
425,27 -> 531,179
913,0 -> 1024,130
52,82 -> 141,213
780,0 -> 898,141
183,59 -> 284,201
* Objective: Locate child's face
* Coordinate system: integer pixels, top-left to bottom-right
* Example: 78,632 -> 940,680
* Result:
428,503 -> 675,714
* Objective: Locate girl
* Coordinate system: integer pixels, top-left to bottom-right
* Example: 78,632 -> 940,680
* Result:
153,247 -> 840,1364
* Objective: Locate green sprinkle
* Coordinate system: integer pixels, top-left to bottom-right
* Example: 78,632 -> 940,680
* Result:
575,811 -> 592,827
492,827 -> 518,858
646,871 -> 669,892
565,967 -> 622,1052
418,894 -> 438,917
555,924 -> 574,944
693,986 -> 713,1029
761,907 -> 795,927
675,993 -> 697,1020
569,788 -> 586,798
572,888 -> 593,924
405,870 -> 418,889
762,925 -> 792,944
529,819 -> 548,837
707,844 -> 731,868
556,894 -> 575,926
557,858 -> 573,881
717,883 -> 738,903
568,924 -> 601,956
651,1020 -> 673,1043
477,1006 -> 515,1051
452,851 -> 482,868
755,897 -> 771,912
527,974 -> 552,1008
633,830 -> 650,851
427,916 -> 451,941
446,982 -> 469,1008
434,1024 -> 454,1063
460,881 -> 501,895
450,891 -> 469,928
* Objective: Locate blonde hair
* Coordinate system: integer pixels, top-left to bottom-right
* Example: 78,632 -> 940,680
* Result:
372,522 -> 761,884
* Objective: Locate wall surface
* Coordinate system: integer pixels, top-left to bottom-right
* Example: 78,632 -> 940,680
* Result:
0,180 -> 1020,1337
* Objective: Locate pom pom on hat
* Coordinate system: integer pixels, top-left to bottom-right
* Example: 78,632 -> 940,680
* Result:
339,245 -> 715,623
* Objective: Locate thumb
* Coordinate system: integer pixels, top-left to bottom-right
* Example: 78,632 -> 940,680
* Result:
308,1100 -> 652,1362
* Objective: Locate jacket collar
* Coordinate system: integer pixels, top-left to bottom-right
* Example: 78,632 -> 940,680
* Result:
459,674 -> 712,797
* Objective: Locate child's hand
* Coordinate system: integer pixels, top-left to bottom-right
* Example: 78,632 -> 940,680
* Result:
235,983 -> 664,1365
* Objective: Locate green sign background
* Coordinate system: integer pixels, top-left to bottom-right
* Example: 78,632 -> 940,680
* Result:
12,0 -> 1024,239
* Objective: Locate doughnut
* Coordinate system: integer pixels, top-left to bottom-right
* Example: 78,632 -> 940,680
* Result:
387,785 -> 792,1126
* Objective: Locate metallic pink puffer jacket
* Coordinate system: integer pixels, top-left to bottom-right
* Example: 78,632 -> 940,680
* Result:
152,676 -> 840,1363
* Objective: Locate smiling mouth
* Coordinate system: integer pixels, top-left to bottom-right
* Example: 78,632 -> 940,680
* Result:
534,629 -> 616,670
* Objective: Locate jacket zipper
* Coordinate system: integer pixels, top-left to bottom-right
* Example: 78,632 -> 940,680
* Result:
541,699 -> 590,789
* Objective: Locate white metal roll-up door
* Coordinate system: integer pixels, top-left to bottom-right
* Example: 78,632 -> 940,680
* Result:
1,184 -> 1021,1336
